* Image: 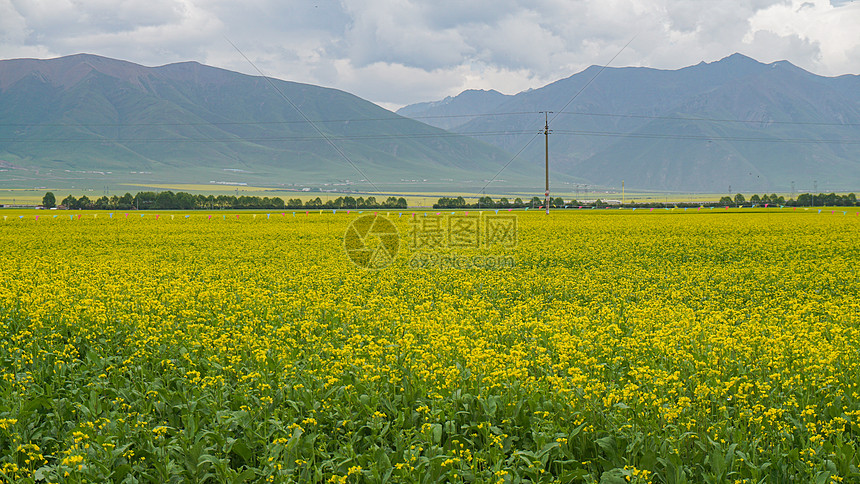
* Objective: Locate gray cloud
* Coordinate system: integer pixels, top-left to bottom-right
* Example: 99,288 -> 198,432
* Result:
1,0 -> 858,108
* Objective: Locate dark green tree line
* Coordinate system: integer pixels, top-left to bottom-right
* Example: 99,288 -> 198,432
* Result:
51,192 -> 408,210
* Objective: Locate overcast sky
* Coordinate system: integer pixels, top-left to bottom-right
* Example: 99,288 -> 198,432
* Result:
2,0 -> 859,110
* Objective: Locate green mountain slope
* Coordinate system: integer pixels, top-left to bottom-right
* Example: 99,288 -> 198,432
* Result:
0,54 -> 517,192
399,54 -> 860,192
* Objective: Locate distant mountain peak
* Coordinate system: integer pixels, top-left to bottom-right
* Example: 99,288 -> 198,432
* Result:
695,53 -> 769,76
396,53 -> 860,191
718,52 -> 760,64
0,53 -> 151,90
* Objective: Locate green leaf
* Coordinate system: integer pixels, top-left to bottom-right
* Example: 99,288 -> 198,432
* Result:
230,440 -> 253,464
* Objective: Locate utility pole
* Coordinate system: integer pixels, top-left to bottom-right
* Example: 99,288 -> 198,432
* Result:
622,181 -> 625,205
541,111 -> 552,215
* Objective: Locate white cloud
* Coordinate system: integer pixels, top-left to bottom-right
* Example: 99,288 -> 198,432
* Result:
1,0 -> 859,108
747,0 -> 860,75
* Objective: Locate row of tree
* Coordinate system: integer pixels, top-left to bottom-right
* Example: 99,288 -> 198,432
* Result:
42,192 -> 408,210
434,193 -> 860,210
39,191 -> 860,211
719,193 -> 858,207
434,196 -> 566,209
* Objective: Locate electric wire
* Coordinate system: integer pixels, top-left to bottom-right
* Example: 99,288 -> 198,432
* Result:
475,35 -> 639,196
224,37 -> 382,193
3,109 -> 859,129
0,111 -> 540,128
2,130 -> 859,144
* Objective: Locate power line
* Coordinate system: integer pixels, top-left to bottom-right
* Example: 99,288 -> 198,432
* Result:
2,108 -> 858,129
475,34 -> 638,196
0,130 -> 537,143
549,34 -> 638,126
555,111 -> 860,127
552,129 -> 860,144
405,111 -> 539,120
225,37 -> 381,194
0,111 -> 536,128
4,130 -> 859,144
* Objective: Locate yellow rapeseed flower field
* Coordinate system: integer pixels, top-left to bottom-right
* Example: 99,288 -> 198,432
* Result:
1,208 -> 859,483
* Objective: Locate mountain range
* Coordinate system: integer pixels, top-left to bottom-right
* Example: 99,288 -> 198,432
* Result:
1,53 -> 859,194
398,54 -> 860,193
0,54 -> 514,193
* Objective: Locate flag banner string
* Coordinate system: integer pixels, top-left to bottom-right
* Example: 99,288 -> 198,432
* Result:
2,206 -> 859,223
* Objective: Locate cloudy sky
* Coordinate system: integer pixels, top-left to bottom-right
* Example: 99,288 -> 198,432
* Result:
2,0 -> 859,110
